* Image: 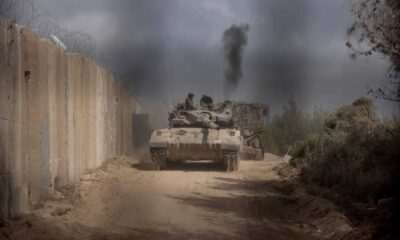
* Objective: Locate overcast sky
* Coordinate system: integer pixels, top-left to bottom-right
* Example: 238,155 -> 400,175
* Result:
34,0 -> 396,127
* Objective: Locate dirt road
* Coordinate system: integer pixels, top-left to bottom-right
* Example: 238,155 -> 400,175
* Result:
1,155 -> 354,240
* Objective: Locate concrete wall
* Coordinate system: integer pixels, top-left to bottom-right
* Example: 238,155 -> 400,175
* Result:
0,17 -> 134,220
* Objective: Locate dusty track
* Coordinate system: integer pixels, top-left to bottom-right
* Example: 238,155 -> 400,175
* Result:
0,155 -> 355,240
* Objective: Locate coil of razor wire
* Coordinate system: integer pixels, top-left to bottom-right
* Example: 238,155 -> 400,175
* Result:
0,0 -> 97,58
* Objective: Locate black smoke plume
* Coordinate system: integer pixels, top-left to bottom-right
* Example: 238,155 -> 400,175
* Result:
222,24 -> 250,97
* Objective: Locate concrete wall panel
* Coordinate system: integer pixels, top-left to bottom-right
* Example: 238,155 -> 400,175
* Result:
55,45 -> 67,187
0,12 -> 10,222
79,57 -> 89,173
0,20 -> 28,218
95,66 -> 106,168
70,55 -> 80,177
22,27 -> 48,206
87,59 -> 97,170
44,39 -> 56,195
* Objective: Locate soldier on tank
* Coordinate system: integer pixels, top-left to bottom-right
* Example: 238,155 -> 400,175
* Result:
185,93 -> 195,110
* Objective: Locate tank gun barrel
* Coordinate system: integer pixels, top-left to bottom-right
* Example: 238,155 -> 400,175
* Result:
202,118 -> 219,129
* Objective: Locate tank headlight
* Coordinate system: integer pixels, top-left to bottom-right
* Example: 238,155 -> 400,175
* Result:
229,130 -> 235,136
156,131 -> 162,136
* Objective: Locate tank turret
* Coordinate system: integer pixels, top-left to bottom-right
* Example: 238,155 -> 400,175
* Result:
168,95 -> 234,129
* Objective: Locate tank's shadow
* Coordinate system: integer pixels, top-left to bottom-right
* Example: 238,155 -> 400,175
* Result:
132,161 -> 226,172
168,161 -> 226,172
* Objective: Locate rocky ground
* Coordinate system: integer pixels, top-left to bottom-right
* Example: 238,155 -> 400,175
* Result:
0,154 -> 367,240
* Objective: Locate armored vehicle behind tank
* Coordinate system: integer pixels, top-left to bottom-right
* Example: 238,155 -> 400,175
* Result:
149,95 -> 241,171
221,101 -> 269,160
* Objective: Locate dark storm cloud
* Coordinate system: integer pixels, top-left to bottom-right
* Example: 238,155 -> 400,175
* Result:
222,24 -> 249,97
247,0 -> 311,109
29,0 -> 393,124
95,1 -> 171,97
245,0 -> 391,116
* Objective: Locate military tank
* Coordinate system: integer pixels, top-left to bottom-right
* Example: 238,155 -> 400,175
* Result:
149,95 -> 241,172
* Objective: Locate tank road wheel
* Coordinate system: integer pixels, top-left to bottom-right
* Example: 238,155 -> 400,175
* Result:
232,154 -> 240,171
151,148 -> 167,170
152,155 -> 167,170
224,151 -> 239,172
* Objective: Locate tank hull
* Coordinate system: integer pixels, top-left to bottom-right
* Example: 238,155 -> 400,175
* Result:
149,127 -> 241,171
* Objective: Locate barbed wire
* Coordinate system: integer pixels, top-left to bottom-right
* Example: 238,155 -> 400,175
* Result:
0,0 -> 97,58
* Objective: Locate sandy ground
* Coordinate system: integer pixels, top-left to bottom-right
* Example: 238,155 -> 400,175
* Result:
0,154 -> 359,240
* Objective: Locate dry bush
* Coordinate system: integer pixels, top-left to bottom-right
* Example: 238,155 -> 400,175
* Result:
292,97 -> 400,203
262,97 -> 328,156
291,97 -> 400,237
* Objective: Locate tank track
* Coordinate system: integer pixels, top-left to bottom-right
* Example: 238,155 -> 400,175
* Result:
223,151 -> 239,172
151,148 -> 167,170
